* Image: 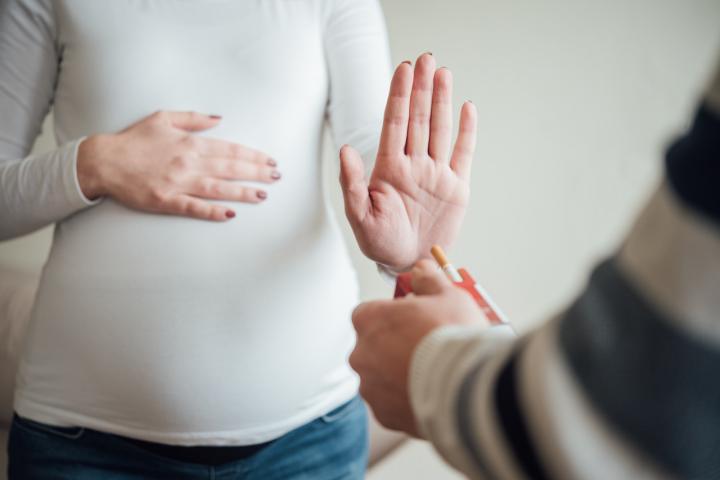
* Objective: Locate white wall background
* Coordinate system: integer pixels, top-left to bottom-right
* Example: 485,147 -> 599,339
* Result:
1,0 -> 719,478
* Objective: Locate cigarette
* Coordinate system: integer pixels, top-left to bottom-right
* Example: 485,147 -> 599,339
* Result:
430,245 -> 510,325
431,245 -> 463,282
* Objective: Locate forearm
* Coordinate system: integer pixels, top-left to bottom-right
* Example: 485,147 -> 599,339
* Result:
409,324 -> 517,479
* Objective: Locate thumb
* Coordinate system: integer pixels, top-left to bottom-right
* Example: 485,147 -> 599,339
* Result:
339,145 -> 370,223
411,259 -> 450,295
164,111 -> 221,132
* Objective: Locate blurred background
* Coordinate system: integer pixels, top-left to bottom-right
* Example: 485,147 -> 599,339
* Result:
1,0 -> 719,478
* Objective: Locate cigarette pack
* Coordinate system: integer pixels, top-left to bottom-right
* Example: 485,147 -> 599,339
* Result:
394,268 -> 508,326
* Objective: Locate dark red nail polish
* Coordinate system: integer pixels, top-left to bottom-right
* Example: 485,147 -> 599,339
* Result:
267,158 -> 277,167
271,171 -> 282,180
257,191 -> 267,200
225,210 -> 235,218
210,114 -> 222,119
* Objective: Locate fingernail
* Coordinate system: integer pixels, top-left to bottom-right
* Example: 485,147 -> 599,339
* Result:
209,114 -> 222,119
267,158 -> 277,167
271,171 -> 282,180
257,191 -> 267,200
425,51 -> 433,56
225,210 -> 235,219
401,60 -> 411,65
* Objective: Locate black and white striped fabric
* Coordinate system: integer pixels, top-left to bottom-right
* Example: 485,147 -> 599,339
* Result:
409,64 -> 720,480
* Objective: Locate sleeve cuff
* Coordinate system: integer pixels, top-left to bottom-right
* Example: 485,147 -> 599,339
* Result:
65,137 -> 102,208
376,262 -> 403,283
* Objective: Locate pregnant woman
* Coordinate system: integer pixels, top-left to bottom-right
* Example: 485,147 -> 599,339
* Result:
0,1 -> 476,478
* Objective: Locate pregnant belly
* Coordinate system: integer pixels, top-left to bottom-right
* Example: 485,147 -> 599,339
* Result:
17,200 -> 360,438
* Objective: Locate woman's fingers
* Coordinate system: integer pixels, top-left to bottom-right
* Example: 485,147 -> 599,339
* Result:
406,53 -> 436,157
154,178 -> 268,223
194,137 -> 274,165
377,62 -> 413,158
339,144 -> 370,224
163,194 -> 235,222
450,101 -> 478,181
190,177 -> 268,204
153,110 -> 221,132
199,156 -> 281,183
101,110 -> 279,222
429,67 -> 453,162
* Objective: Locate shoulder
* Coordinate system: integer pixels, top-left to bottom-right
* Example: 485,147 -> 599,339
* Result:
317,0 -> 385,28
1,0 -> 55,22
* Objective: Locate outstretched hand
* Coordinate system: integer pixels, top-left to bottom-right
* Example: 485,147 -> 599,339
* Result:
340,53 -> 477,272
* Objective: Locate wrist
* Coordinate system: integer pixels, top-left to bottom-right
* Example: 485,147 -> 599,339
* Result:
387,247 -> 440,274
377,262 -> 408,278
381,259 -> 416,274
77,134 -> 113,199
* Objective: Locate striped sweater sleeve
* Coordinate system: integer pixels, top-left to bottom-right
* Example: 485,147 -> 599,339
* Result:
409,61 -> 720,480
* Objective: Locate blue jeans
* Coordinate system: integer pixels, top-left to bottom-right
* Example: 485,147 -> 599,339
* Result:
7,396 -> 368,479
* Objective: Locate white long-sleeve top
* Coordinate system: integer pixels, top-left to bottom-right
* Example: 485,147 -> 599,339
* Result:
0,0 -> 390,445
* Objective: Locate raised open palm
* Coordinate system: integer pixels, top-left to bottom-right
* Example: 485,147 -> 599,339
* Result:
340,53 -> 477,271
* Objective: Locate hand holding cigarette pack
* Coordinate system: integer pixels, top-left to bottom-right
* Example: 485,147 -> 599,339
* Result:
394,245 -> 509,326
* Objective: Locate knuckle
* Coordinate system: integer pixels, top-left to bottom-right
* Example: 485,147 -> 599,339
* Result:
163,170 -> 181,184
209,181 -> 224,197
459,121 -> 475,133
441,283 -> 458,297
172,197 -> 188,213
225,161 -> 244,178
183,202 -> 199,217
430,122 -> 447,134
171,153 -> 193,170
199,206 -> 215,219
183,200 -> 205,218
150,110 -> 168,123
228,143 -> 242,158
384,112 -> 405,127
196,178 -> 214,197
410,111 -> 430,125
435,69 -> 452,88
148,188 -> 167,205
454,145 -> 471,157
253,152 -> 269,164
348,350 -> 360,370
182,134 -> 200,150
351,306 -> 364,330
